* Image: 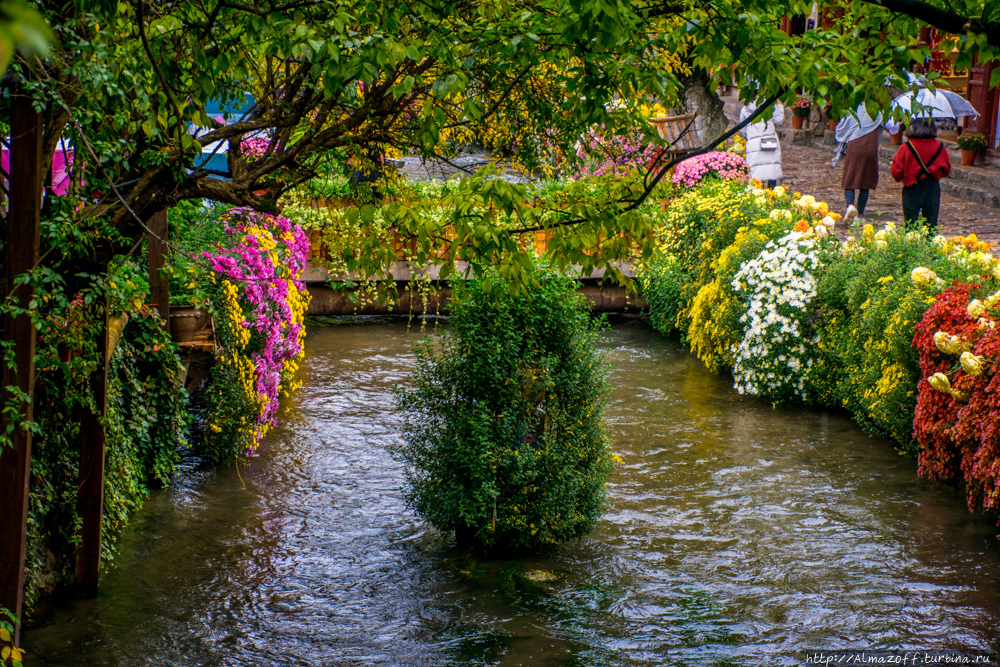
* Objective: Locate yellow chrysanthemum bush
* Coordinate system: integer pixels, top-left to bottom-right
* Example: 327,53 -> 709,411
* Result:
201,208 -> 311,461
813,227 -> 994,454
687,215 -> 793,372
640,179 -> 776,336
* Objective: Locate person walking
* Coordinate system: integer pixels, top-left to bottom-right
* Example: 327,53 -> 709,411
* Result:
890,118 -> 951,236
834,103 -> 897,220
740,100 -> 784,188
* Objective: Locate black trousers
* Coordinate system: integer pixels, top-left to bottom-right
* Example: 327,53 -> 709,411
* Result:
902,178 -> 941,235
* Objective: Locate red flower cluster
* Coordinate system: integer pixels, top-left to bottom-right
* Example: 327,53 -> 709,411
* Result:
913,282 -> 1000,515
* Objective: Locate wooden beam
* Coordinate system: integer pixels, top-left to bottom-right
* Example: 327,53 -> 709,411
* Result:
0,93 -> 43,644
148,209 -> 169,330
75,297 -> 109,594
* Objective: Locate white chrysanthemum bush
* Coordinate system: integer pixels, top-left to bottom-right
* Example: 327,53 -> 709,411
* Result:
731,230 -> 828,404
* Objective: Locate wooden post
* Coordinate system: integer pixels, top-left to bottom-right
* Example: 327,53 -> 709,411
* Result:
75,297 -> 109,594
0,93 -> 43,644
968,55 -> 998,148
148,209 -> 169,330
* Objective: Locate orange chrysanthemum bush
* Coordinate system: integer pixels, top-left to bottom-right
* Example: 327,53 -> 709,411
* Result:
913,282 -> 1000,516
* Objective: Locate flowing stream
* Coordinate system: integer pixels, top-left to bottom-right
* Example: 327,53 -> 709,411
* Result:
21,319 -> 1000,665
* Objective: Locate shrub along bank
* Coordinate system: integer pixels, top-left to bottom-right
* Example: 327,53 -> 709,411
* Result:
393,266 -> 616,553
639,178 -> 1000,520
19,205 -> 310,611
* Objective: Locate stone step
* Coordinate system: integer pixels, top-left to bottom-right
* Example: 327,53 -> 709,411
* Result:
873,157 -> 1000,208
877,141 -> 1000,191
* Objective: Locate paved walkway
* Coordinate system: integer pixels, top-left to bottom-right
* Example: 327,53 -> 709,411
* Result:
780,142 -> 1000,245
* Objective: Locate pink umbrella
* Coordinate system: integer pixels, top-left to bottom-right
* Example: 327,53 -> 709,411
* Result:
2,142 -> 79,196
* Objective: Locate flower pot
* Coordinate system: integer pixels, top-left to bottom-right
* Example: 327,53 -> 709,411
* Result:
828,118 -> 837,131
890,132 -> 903,146
960,149 -> 978,166
791,116 -> 805,130
169,306 -> 211,343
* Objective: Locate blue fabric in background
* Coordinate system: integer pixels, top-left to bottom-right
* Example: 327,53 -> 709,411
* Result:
194,94 -> 256,179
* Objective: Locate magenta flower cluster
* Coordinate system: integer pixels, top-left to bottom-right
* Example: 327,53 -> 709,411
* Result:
572,129 -> 662,178
241,136 -> 271,161
671,151 -> 750,188
202,208 -> 310,431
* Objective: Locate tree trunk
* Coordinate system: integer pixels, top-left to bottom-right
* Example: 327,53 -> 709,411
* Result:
678,72 -> 728,146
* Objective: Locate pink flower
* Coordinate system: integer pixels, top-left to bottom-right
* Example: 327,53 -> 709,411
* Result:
203,208 -> 310,449
671,152 -> 749,188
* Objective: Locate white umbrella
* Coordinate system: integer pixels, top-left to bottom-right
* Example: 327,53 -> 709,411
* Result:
892,88 -> 979,119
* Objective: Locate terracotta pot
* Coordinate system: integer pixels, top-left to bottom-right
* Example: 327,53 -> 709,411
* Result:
169,306 -> 211,343
890,132 -> 903,146
828,118 -> 838,131
791,116 -> 805,130
960,149 -> 978,166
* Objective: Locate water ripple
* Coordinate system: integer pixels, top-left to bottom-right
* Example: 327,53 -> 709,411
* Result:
21,321 -> 1000,665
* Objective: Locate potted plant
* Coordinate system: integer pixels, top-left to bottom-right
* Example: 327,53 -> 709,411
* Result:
956,132 -> 988,166
890,123 -> 904,145
164,202 -> 226,343
791,98 -> 811,129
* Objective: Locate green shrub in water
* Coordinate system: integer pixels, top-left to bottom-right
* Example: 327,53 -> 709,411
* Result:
394,266 -> 614,553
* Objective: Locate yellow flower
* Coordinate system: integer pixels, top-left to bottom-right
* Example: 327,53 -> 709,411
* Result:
910,266 -> 939,290
927,372 -> 952,394
934,331 -> 953,354
968,299 -> 987,319
960,351 -> 984,376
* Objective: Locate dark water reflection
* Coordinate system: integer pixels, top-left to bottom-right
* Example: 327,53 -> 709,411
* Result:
22,320 -> 1000,665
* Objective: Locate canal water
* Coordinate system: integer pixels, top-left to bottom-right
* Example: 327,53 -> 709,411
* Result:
21,320 -> 1000,665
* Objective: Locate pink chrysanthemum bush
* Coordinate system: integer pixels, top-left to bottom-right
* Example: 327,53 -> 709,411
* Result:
241,136 -> 271,160
671,151 -> 750,188
572,128 -> 662,178
201,207 -> 311,460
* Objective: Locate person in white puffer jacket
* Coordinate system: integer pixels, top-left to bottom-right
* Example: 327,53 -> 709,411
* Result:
739,100 -> 785,188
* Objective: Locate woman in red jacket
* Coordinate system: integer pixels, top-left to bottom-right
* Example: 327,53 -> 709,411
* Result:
890,118 -> 952,236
